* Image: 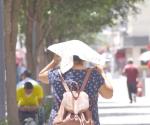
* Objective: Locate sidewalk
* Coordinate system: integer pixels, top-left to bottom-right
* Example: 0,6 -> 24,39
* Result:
99,75 -> 150,106
98,76 -> 150,125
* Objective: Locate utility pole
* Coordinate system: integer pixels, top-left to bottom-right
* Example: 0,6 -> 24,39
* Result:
0,0 -> 6,120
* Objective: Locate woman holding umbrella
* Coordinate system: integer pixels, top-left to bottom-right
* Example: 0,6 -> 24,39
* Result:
38,40 -> 113,125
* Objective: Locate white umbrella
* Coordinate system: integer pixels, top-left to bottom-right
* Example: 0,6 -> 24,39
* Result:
139,51 -> 150,62
47,40 -> 105,73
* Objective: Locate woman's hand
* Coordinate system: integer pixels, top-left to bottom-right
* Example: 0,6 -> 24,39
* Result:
38,54 -> 61,84
53,54 -> 61,65
96,65 -> 104,74
96,65 -> 113,99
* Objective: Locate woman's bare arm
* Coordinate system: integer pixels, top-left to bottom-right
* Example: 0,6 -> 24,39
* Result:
96,65 -> 113,99
38,55 -> 61,84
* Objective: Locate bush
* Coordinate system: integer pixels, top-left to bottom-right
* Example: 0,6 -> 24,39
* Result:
43,97 -> 53,122
0,119 -> 8,125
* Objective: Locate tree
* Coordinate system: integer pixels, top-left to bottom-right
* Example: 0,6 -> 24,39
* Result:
19,0 -> 144,78
19,0 -> 50,79
18,0 -> 52,95
0,0 -> 5,122
4,0 -> 20,124
46,0 -> 144,41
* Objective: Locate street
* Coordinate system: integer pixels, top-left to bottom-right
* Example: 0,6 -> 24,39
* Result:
98,75 -> 150,125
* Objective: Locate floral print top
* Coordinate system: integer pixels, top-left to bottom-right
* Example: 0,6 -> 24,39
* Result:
48,68 -> 104,125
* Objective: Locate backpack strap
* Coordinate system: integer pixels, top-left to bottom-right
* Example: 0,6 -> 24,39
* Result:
80,68 -> 93,92
58,69 -> 70,92
59,68 -> 93,93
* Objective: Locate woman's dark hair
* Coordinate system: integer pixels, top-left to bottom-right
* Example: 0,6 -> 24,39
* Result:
73,55 -> 83,64
24,82 -> 33,89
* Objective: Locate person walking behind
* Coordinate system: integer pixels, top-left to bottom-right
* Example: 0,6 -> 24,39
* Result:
17,70 -> 39,88
122,58 -> 139,103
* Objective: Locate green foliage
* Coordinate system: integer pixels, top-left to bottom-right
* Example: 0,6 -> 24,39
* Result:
43,98 -> 53,122
0,119 -> 8,125
18,0 -> 144,44
80,32 -> 110,46
45,0 -> 144,42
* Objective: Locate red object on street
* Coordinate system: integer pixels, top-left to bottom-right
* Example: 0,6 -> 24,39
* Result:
147,44 -> 150,50
136,81 -> 143,97
147,60 -> 150,69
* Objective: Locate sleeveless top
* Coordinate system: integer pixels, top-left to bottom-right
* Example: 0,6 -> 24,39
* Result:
48,68 -> 104,125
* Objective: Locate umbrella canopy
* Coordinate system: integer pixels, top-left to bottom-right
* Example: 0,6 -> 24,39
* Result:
139,51 -> 150,62
47,40 -> 105,73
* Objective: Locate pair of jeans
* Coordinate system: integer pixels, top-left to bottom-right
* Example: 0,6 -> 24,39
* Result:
127,83 -> 137,102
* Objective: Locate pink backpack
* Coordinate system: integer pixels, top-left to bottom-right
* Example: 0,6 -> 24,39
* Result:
53,69 -> 94,125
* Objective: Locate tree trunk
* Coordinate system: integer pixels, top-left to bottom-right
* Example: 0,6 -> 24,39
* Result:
37,41 -> 51,96
0,0 -> 6,121
25,1 -> 51,79
4,0 -> 20,124
25,12 -> 36,78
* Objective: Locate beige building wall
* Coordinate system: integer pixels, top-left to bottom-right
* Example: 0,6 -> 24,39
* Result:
125,0 -> 150,65
128,0 -> 150,36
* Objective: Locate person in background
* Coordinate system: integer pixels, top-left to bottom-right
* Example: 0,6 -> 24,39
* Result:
122,58 -> 139,103
16,63 -> 27,83
17,81 -> 44,124
17,70 -> 38,88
